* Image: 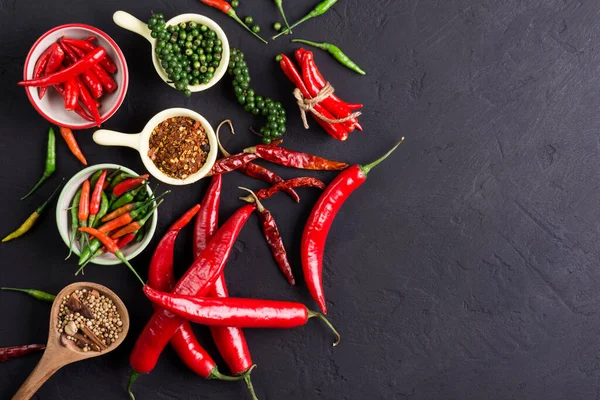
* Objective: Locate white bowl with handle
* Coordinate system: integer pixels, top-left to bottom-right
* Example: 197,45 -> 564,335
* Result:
92,108 -> 218,185
113,10 -> 230,93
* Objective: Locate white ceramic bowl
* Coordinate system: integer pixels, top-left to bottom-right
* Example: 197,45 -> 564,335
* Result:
56,164 -> 157,265
23,24 -> 129,129
92,108 -> 218,186
113,11 -> 230,93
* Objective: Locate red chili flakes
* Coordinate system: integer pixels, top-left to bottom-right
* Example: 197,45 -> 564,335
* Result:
148,116 -> 210,179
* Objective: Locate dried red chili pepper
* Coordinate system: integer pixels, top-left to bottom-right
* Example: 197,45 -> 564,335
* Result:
0,344 -> 45,363
295,48 -> 363,111
208,153 -> 259,176
142,287 -> 340,346
302,139 -> 404,313
193,175 -> 258,399
18,47 -> 105,87
61,37 -> 118,73
240,187 -> 295,285
217,120 -> 300,202
240,177 -> 326,202
112,175 -> 149,197
128,204 -> 255,383
244,145 -> 348,170
279,54 -> 348,140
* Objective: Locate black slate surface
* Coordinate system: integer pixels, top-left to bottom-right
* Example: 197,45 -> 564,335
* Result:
2,1 -> 599,399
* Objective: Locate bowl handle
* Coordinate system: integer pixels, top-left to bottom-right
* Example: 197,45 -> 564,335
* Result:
113,11 -> 153,44
93,129 -> 141,151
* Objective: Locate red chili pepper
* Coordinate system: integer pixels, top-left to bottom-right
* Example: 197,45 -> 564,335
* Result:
38,44 -> 65,99
87,170 -> 107,228
142,286 -> 340,345
216,120 -> 300,202
33,44 -> 55,80
0,344 -> 45,363
241,177 -> 326,202
76,76 -> 102,126
112,175 -> 149,197
63,78 -> 79,111
97,198 -> 154,233
199,0 -> 268,44
240,188 -> 295,285
278,54 -> 348,140
18,47 -> 105,87
78,180 -> 90,223
143,205 -> 247,392
209,153 -> 259,176
67,42 -> 117,93
117,232 -> 137,248
244,145 -> 348,170
60,41 -> 104,99
79,227 -> 145,285
53,83 -> 93,122
301,51 -> 361,132
295,48 -> 363,112
192,176 -> 257,396
61,37 -> 118,73
129,204 -> 255,375
58,126 -> 87,166
302,139 -> 404,313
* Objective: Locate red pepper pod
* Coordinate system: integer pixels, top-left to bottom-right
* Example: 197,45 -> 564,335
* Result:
33,44 -> 56,79
209,153 -> 259,175
60,40 -> 103,99
53,83 -> 93,121
193,175 -> 221,256
75,76 -> 102,126
279,54 -> 348,140
244,145 -> 349,170
129,204 -> 255,374
301,140 -> 404,314
61,37 -> 118,73
63,78 -> 79,111
0,344 -> 45,363
89,170 -> 107,215
253,177 -> 326,201
67,41 -> 116,94
39,44 -> 65,99
112,175 -> 149,197
78,180 -> 90,221
18,47 -> 106,87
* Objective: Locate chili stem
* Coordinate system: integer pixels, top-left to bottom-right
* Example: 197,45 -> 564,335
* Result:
244,375 -> 259,400
274,0 -> 292,32
228,11 -> 269,44
272,13 -> 313,39
308,311 -> 340,346
127,371 -> 140,400
360,137 -> 405,175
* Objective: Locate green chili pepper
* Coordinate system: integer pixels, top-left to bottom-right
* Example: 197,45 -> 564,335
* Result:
21,128 -> 57,200
78,238 -> 101,266
92,192 -> 109,227
292,38 -> 366,75
272,0 -> 338,39
274,0 -> 292,33
1,287 -> 56,303
134,226 -> 146,242
65,189 -> 82,260
3,181 -> 63,242
75,246 -> 104,275
110,184 -> 147,211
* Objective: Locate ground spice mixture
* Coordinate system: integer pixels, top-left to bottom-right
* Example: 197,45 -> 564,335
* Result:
148,116 -> 210,179
57,288 -> 123,352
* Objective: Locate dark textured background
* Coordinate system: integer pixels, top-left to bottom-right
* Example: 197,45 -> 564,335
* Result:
1,0 -> 598,399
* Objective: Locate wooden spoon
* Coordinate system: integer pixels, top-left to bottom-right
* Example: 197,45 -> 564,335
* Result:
12,282 -> 130,400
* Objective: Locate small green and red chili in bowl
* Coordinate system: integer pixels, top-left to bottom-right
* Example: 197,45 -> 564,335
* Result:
56,163 -> 159,266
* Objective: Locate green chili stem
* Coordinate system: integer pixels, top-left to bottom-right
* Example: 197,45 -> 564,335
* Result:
292,38 -> 328,50
359,138 -> 405,176
274,0 -> 292,32
116,251 -> 145,286
272,13 -> 314,39
244,374 -> 259,400
211,364 -> 255,381
127,371 -> 140,400
36,180 -> 63,214
308,310 -> 341,346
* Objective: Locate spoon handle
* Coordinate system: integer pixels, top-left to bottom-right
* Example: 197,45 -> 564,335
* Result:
12,350 -> 65,400
113,11 -> 153,44
93,129 -> 142,151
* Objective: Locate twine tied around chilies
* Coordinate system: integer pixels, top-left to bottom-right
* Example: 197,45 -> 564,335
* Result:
293,82 -> 362,129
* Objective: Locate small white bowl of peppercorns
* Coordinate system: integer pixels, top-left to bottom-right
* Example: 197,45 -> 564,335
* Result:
91,108 -> 218,186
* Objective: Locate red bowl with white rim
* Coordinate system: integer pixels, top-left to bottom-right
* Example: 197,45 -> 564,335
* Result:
23,24 -> 128,129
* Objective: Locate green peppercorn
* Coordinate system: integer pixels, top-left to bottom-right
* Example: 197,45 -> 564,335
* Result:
231,0 -> 239,7
244,16 -> 254,25
274,22 -> 282,31
252,25 -> 260,33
